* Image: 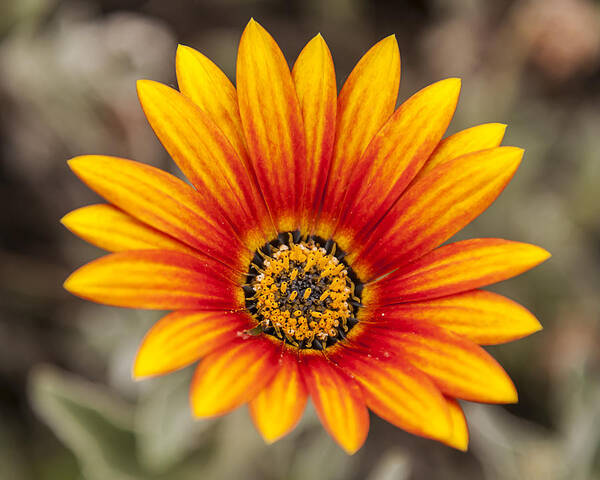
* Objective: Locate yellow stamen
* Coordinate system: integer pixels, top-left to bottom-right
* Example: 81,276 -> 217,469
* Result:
247,240 -> 358,350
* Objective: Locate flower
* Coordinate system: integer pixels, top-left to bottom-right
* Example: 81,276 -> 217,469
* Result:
62,19 -> 550,454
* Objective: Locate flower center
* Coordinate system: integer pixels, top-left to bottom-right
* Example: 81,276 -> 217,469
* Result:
244,232 -> 362,350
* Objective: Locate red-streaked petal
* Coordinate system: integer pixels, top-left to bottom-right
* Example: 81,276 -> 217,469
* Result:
190,337 -> 278,417
415,123 -> 507,181
331,346 -> 452,443
61,204 -> 198,256
133,310 -> 252,378
137,80 -> 272,249
236,19 -> 306,232
301,353 -> 369,454
318,35 -> 400,237
63,250 -> 243,310
443,397 -> 469,451
68,155 -> 248,270
375,290 -> 542,345
382,322 -> 518,403
351,147 -> 524,279
374,238 -> 551,303
337,78 -> 461,245
175,44 -> 249,165
292,34 -> 337,232
249,348 -> 307,443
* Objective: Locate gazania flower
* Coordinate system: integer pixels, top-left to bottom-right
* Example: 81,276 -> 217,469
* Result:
63,19 -> 550,454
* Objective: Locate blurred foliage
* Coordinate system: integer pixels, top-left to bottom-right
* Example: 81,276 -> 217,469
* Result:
1,0 -> 599,479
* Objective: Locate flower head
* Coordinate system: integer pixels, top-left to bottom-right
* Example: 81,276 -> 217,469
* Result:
62,19 -> 550,454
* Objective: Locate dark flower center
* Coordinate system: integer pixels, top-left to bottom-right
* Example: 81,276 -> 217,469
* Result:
244,232 -> 362,350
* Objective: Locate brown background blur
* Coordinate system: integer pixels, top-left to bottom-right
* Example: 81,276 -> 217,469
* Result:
1,0 -> 600,479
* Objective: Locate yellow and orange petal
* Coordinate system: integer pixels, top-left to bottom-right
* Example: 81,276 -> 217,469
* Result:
316,35 -> 400,238
372,238 -> 551,303
134,310 -> 252,378
301,353 -> 369,454
67,155 -> 250,272
64,250 -> 243,310
350,147 -> 525,279
61,204 -> 199,256
335,78 -> 461,248
237,20 -> 306,232
137,79 -> 272,250
331,345 -> 453,443
292,34 -> 337,232
249,347 -> 308,443
190,337 -> 278,417
62,19 -> 550,456
373,290 -> 542,345
175,44 -> 249,166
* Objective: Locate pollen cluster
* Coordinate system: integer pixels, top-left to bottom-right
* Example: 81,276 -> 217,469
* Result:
245,235 -> 361,350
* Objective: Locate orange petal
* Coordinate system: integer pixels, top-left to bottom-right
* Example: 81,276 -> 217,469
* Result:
318,35 -> 400,237
190,337 -> 278,417
292,34 -> 337,232
236,20 -> 306,232
443,397 -> 469,451
332,347 -> 452,443
137,80 -> 271,249
415,123 -> 507,181
175,44 -> 249,165
68,155 -> 248,270
249,348 -> 307,443
133,310 -> 252,378
61,204 -> 198,256
351,147 -> 524,279
375,238 -> 551,303
376,290 -> 542,345
301,353 -> 369,454
64,250 -> 243,310
383,322 -> 518,403
337,78 -> 461,245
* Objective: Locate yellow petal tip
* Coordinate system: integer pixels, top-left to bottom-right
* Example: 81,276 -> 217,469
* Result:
59,211 -> 71,227
379,34 -> 399,51
257,430 -> 283,445
66,156 -> 84,171
136,78 -> 155,94
441,77 -> 462,93
131,359 -> 154,380
450,439 -> 469,452
246,17 -> 260,30
62,273 -> 77,294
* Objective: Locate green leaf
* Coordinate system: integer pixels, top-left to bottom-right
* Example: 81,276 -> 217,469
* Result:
28,364 -> 143,480
135,369 -> 215,474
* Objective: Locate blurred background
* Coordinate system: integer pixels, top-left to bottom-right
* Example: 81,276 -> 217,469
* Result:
1,0 -> 599,479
